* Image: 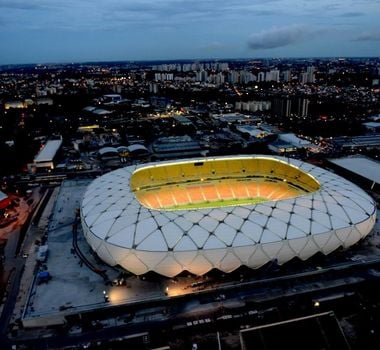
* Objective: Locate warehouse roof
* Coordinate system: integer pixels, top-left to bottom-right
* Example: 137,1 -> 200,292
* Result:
329,156 -> 380,184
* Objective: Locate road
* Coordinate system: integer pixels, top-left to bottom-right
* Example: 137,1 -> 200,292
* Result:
4,256 -> 377,349
0,188 -> 51,349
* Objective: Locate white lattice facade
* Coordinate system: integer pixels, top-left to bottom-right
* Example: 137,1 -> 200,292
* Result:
81,155 -> 376,277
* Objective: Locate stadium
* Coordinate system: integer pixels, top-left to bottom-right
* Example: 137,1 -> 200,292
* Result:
80,155 -> 377,277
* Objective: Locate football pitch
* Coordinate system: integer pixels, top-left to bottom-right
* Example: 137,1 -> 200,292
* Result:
166,196 -> 268,210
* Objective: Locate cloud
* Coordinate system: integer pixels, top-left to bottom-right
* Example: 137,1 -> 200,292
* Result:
352,30 -> 380,41
108,0 -> 280,25
0,0 -> 281,32
0,0 -> 48,10
247,25 -> 314,50
339,12 -> 364,17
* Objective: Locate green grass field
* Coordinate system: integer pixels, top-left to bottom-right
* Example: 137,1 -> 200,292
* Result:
167,197 -> 267,211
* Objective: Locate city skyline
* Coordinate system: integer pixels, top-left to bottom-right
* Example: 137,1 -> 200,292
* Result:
0,0 -> 380,65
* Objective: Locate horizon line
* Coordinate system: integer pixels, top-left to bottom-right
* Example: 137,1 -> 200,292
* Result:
1,55 -> 380,68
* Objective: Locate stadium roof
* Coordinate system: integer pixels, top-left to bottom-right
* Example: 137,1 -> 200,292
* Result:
81,155 -> 376,277
329,156 -> 380,185
34,139 -> 63,163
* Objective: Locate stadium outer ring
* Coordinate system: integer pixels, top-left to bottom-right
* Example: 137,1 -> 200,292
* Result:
80,155 -> 377,277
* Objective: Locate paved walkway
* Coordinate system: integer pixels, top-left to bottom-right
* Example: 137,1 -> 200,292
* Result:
8,187 -> 59,329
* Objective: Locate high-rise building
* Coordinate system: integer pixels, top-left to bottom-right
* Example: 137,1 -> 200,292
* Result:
215,72 -> 225,85
228,70 -> 239,84
264,69 -> 280,82
182,64 -> 192,72
300,67 -> 316,84
236,100 -> 271,112
240,71 -> 256,84
258,71 -> 265,82
217,62 -> 229,71
299,72 -> 309,84
154,73 -> 173,81
272,98 -> 292,117
297,98 -> 309,117
282,70 -> 291,82
149,83 -> 159,94
195,70 -> 208,82
270,69 -> 280,82
306,66 -> 316,83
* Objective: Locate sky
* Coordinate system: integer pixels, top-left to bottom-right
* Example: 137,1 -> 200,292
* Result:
0,0 -> 379,65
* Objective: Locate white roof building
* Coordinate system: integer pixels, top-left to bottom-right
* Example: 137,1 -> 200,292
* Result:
98,147 -> 118,157
363,122 -> 380,132
33,139 -> 63,169
127,144 -> 149,153
329,156 -> 380,186
278,133 -> 311,148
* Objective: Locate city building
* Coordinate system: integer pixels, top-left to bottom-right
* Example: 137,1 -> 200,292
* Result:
307,66 -> 316,83
327,156 -> 380,191
268,140 -> 297,154
236,125 -> 272,139
257,71 -> 265,82
235,100 -> 271,112
362,122 -> 380,133
30,138 -> 63,172
102,94 -> 122,104
98,147 -> 119,160
211,113 -> 260,124
331,134 -> 380,151
282,70 -> 291,82
151,136 -> 207,159
296,98 -> 309,117
4,101 -> 27,109
277,133 -> 311,148
272,98 -> 292,118
266,69 -> 280,82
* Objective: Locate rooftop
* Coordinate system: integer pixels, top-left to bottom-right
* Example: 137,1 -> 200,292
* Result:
34,139 -> 63,163
278,133 -> 311,147
332,134 -> 380,148
328,156 -> 380,184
